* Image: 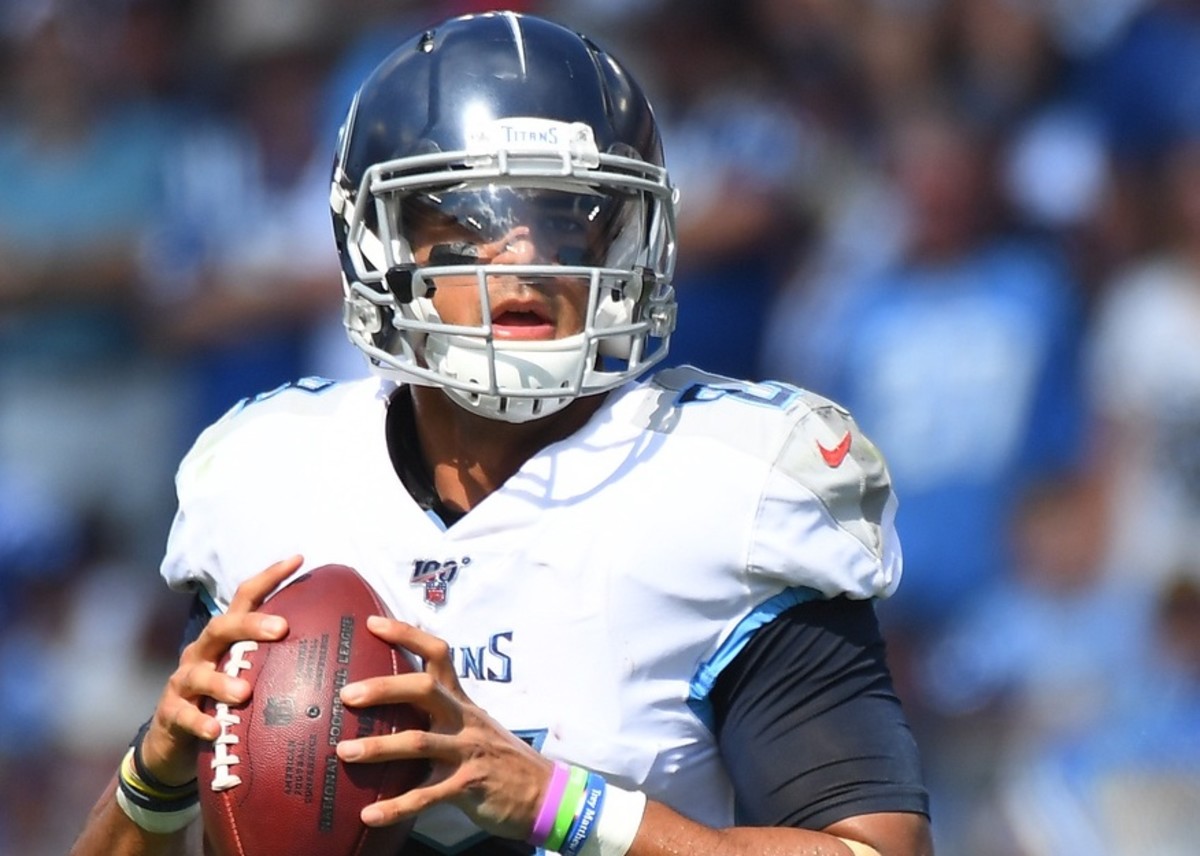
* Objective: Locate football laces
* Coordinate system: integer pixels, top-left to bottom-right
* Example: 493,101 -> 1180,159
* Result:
209,640 -> 259,791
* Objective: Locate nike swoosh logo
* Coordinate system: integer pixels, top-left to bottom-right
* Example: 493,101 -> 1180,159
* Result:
817,431 -> 852,467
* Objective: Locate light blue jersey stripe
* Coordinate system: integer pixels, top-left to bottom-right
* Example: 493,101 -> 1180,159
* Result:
687,586 -> 821,731
196,584 -> 223,617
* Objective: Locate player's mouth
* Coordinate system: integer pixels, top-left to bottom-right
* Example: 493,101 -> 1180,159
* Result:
491,302 -> 556,340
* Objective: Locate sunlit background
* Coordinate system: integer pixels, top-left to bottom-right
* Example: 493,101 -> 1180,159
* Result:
1,1 -> 1198,854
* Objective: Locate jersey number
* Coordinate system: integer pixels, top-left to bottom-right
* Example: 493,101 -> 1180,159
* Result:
678,379 -> 800,410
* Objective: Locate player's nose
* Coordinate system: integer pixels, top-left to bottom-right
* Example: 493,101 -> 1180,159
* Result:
491,226 -> 541,264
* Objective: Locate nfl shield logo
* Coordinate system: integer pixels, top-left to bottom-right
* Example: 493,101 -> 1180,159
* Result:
410,558 -> 467,608
424,576 -> 449,606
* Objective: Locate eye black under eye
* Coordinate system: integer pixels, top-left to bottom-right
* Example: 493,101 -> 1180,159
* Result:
428,242 -> 481,265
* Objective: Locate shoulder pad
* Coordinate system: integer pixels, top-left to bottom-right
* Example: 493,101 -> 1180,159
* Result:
777,391 -> 893,559
644,366 -> 895,563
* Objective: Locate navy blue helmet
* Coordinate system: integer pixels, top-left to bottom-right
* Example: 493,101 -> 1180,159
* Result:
331,11 -> 678,422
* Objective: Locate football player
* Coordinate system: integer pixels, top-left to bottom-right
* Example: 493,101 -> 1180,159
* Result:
71,11 -> 932,856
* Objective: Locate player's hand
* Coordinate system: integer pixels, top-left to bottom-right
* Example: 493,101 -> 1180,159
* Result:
139,555 -> 301,787
337,617 -> 554,841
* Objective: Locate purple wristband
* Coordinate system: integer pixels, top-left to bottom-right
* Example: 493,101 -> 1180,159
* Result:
529,760 -> 570,846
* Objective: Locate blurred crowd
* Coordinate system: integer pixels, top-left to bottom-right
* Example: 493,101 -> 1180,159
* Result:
1,0 -> 1199,853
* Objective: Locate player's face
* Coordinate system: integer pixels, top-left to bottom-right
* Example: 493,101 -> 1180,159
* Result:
403,187 -> 639,341
411,222 -> 589,342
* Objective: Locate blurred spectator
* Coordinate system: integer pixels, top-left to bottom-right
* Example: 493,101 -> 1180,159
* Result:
0,1 -> 185,566
0,464 -> 81,616
1000,105 -> 1112,268
921,476 -> 1135,734
138,28 -> 364,435
764,100 -> 1089,637
740,0 -> 869,134
1072,0 -> 1200,166
917,474 -> 1151,853
1085,132 -> 1200,587
945,0 -> 1114,241
195,0 -> 335,65
638,1 -> 817,380
995,571 -> 1200,856
0,465 -> 81,844
943,0 -> 1066,129
0,514 -> 184,855
1040,0 -> 1148,60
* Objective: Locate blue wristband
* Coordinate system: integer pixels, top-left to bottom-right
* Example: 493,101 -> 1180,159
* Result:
561,771 -> 607,856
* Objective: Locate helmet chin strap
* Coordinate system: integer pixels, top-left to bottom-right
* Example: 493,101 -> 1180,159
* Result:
423,332 -> 593,423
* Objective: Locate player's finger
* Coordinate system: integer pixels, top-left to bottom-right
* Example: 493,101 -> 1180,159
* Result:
173,659 -> 251,707
137,702 -> 221,785
362,615 -> 463,692
162,696 -> 222,742
339,671 -> 461,723
337,728 -> 460,765
360,775 -> 462,827
227,554 -> 304,613
199,610 -> 289,646
189,610 -> 288,661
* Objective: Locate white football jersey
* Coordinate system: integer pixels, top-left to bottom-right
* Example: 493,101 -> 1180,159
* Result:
162,366 -> 901,852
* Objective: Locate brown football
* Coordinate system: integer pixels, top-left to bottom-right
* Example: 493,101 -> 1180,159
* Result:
197,564 -> 428,856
